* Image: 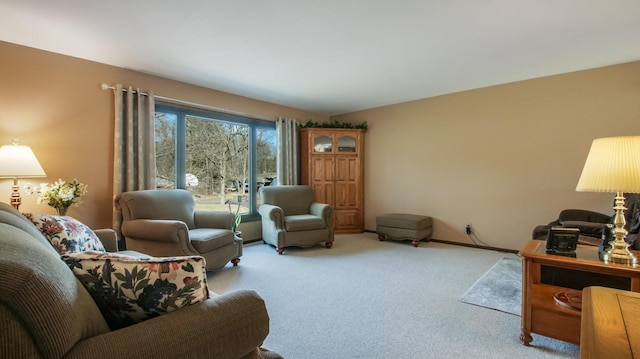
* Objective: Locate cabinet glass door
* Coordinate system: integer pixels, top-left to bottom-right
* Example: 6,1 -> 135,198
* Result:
313,135 -> 332,153
337,135 -> 356,152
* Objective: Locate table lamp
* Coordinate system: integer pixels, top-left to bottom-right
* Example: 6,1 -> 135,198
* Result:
0,139 -> 46,210
576,136 -> 640,265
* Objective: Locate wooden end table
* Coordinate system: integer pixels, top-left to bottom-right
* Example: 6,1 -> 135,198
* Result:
519,240 -> 640,346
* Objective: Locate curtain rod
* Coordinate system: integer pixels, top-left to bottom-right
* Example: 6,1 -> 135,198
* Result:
100,83 -> 274,122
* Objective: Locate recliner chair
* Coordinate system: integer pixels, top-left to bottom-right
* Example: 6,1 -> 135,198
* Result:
624,193 -> 640,249
532,194 -> 640,249
258,185 -> 334,254
532,208 -> 611,243
115,189 -> 242,270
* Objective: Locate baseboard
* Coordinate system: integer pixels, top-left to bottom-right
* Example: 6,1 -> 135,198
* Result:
363,229 -> 518,254
244,238 -> 263,245
254,230 -> 519,254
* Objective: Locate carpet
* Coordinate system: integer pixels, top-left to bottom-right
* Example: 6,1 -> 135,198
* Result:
209,236 -> 579,358
459,256 -> 522,316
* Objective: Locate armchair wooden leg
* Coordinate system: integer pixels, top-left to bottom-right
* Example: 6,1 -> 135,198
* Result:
378,234 -> 385,241
231,258 -> 240,266
277,247 -> 285,255
412,240 -> 420,247
325,241 -> 333,249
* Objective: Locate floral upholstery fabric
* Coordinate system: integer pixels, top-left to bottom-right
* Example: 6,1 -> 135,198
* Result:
23,213 -> 105,255
61,251 -> 210,329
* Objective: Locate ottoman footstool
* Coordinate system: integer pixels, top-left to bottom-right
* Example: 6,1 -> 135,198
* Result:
376,213 -> 433,247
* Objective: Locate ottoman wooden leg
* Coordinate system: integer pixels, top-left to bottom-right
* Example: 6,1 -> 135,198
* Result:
378,234 -> 386,241
412,240 -> 420,247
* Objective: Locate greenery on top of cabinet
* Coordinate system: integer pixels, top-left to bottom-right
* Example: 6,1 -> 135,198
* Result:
301,120 -> 368,131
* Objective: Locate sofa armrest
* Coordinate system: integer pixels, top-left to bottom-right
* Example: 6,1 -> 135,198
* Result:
66,290 -> 273,359
121,219 -> 189,243
258,204 -> 284,228
94,229 -> 119,252
309,202 -> 333,223
532,225 -> 549,240
194,211 -> 235,229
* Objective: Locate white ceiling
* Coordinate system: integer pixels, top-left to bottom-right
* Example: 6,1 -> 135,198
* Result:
2,1 -> 640,115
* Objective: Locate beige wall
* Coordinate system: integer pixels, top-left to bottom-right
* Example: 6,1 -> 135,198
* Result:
0,41 -> 328,235
2,40 -> 639,251
333,61 -> 640,250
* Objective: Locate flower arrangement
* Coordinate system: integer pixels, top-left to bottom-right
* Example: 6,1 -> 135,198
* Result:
25,178 -> 87,216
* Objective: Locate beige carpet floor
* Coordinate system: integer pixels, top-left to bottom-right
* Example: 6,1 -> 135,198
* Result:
207,232 -> 580,359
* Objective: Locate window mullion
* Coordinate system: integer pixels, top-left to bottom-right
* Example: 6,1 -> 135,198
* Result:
248,126 -> 257,214
175,111 -> 186,189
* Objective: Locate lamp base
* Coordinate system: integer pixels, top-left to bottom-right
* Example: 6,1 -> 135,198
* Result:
601,192 -> 638,266
602,239 -> 637,265
9,177 -> 21,210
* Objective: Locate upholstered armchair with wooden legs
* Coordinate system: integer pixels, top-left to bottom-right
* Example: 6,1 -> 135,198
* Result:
115,189 -> 242,270
258,185 -> 334,254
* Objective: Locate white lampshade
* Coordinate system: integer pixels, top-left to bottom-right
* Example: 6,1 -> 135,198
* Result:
0,139 -> 46,178
576,136 -> 640,194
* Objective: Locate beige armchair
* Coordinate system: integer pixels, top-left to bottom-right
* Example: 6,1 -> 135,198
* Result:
115,189 -> 242,270
258,185 -> 334,254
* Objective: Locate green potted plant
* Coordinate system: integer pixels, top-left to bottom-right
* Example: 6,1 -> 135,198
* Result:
226,196 -> 243,238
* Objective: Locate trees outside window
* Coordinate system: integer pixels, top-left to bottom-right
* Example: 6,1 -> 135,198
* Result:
154,104 -> 276,219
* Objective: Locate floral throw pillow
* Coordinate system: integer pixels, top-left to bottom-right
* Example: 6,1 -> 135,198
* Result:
61,251 -> 210,329
23,213 -> 105,255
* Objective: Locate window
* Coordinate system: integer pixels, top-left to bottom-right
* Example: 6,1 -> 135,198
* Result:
154,103 -> 276,220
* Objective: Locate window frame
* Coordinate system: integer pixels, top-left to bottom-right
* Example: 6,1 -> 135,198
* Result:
155,102 -> 276,222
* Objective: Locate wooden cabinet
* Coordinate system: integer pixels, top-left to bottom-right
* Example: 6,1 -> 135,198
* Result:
300,128 -> 364,233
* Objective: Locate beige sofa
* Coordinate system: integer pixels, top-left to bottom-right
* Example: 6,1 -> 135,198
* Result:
0,203 -> 281,359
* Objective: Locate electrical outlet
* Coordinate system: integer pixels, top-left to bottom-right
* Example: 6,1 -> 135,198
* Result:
466,224 -> 472,235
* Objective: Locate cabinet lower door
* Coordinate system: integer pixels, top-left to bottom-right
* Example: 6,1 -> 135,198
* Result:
334,209 -> 361,232
309,155 -> 362,233
310,157 -> 335,205
334,156 -> 361,232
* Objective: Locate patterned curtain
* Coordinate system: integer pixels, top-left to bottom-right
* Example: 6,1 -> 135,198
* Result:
112,84 -> 156,231
275,117 -> 299,185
